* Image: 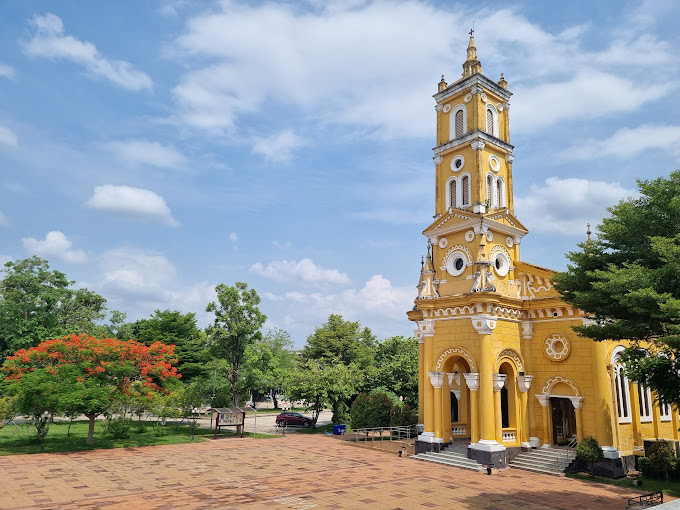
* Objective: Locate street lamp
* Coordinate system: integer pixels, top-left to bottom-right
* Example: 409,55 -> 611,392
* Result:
191,407 -> 199,441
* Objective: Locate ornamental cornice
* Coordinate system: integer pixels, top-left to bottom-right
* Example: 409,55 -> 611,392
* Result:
471,314 -> 497,335
492,373 -> 507,391
471,140 -> 485,151
517,374 -> 534,393
414,319 -> 435,341
433,155 -> 443,165
424,215 -> 528,244
433,73 -> 512,103
470,85 -> 483,95
432,130 -> 514,156
505,154 -> 515,164
435,104 -> 443,112
463,372 -> 480,391
428,371 -> 445,388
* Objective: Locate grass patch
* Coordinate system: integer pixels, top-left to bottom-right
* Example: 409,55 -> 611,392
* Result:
298,424 -> 335,434
567,472 -> 680,498
0,419 -> 275,455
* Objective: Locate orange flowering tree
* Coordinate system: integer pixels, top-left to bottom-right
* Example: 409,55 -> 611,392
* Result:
2,334 -> 180,446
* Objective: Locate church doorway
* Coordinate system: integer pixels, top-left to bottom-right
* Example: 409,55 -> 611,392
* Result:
550,397 -> 576,446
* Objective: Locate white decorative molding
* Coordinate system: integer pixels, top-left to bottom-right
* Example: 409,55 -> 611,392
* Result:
447,372 -> 461,387
438,238 -> 448,249
541,375 -> 580,396
480,92 -> 487,103
414,319 -> 435,341
430,305 -> 476,318
471,314 -> 497,335
486,231 -> 494,242
502,431 -> 516,443
492,373 -> 507,391
416,335 -> 424,344
443,103 -> 452,113
470,85 -> 483,95
521,321 -> 534,339
535,394 -> 550,407
450,155 -> 465,172
569,396 -> 583,409
488,154 -> 500,172
464,93 -> 472,103
435,346 -> 476,372
544,333 -> 570,361
497,102 -> 504,112
504,102 -> 510,111
440,244 -> 472,273
435,104 -> 443,112
517,374 -> 534,393
433,155 -> 443,165
463,372 -> 480,391
465,230 -> 475,242
506,236 -> 514,248
451,425 -> 466,435
471,140 -> 485,151
490,306 -> 523,319
428,371 -> 444,388
505,154 -> 514,164
497,348 -> 524,372
451,389 -> 461,400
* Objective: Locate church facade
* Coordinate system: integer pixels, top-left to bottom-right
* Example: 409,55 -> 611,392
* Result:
407,35 -> 679,471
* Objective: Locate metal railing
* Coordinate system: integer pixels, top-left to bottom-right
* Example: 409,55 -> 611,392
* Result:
626,491 -> 662,509
556,437 -> 578,472
342,425 -> 419,446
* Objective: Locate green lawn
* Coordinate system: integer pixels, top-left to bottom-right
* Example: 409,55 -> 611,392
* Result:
298,423 -> 335,434
567,472 -> 680,499
0,420 -> 275,455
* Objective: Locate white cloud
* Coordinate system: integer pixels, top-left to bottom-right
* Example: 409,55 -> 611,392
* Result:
514,177 -> 637,235
23,13 -> 152,91
0,211 -> 8,226
85,185 -> 179,226
251,258 -> 351,287
512,72 -> 669,133
263,274 -> 414,339
272,240 -> 291,249
252,130 -> 306,163
0,63 -> 14,79
99,247 -> 177,296
0,126 -> 18,147
559,124 -> 680,160
168,3 -> 676,139
104,139 -> 186,168
22,231 -> 87,264
229,232 -> 238,242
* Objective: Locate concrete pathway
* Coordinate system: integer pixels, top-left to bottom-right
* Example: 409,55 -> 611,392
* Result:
0,434 -> 663,509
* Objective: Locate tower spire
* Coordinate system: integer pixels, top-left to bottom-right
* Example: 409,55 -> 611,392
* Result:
462,26 -> 482,77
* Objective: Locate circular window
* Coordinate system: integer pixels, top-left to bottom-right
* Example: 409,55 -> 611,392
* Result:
544,334 -> 570,361
451,155 -> 465,172
446,251 -> 468,277
488,155 -> 500,172
492,250 -> 510,277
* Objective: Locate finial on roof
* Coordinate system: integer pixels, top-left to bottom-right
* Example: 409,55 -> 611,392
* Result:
586,223 -> 592,244
462,25 -> 482,78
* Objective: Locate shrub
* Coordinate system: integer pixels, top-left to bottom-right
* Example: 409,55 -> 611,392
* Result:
637,456 -> 652,477
576,436 -> 604,476
107,419 -> 131,439
391,403 -> 418,427
648,440 -> 676,484
350,392 -> 393,428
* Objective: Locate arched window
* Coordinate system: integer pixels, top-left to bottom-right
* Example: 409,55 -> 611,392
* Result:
486,174 -> 493,203
449,104 -> 467,141
461,175 -> 470,207
495,179 -> 501,207
660,401 -> 672,422
485,104 -> 499,138
638,385 -> 652,422
612,347 -> 632,424
449,178 -> 457,208
485,174 -> 506,209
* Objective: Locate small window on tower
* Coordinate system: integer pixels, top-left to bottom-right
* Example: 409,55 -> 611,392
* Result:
449,179 -> 457,208
486,109 -> 493,135
461,175 -> 470,206
455,110 -> 464,137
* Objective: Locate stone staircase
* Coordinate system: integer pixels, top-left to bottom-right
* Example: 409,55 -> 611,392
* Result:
509,447 -> 576,476
412,442 -> 486,472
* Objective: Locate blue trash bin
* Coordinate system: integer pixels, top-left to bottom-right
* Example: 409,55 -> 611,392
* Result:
333,425 -> 347,435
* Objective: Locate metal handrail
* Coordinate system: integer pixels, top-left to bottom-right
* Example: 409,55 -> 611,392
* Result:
556,437 -> 578,472
342,425 -> 419,444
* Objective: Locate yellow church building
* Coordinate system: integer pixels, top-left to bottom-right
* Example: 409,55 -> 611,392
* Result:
408,34 -> 679,475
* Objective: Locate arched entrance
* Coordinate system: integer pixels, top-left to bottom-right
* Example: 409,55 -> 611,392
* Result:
441,355 -> 473,441
550,397 -> 576,445
537,377 -> 583,447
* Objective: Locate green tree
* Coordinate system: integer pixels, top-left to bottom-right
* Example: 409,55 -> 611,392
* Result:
370,336 -> 418,407
575,436 -> 604,476
553,171 -> 680,407
0,257 -> 106,361
285,360 -> 361,425
130,309 -> 209,382
350,391 -> 393,429
206,283 -> 266,407
301,314 -> 375,372
244,328 -> 295,408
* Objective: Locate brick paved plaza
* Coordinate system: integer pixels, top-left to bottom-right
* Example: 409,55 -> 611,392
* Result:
0,435 -> 660,509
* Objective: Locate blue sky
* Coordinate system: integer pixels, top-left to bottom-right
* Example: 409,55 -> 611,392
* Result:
0,0 -> 679,347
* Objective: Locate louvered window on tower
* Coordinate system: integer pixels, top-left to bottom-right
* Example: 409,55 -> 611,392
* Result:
495,179 -> 502,207
486,109 -> 493,135
455,110 -> 464,137
450,179 -> 457,208
462,175 -> 470,206
486,175 -> 492,203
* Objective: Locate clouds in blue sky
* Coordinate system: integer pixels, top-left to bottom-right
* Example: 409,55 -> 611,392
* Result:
0,0 -> 679,345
